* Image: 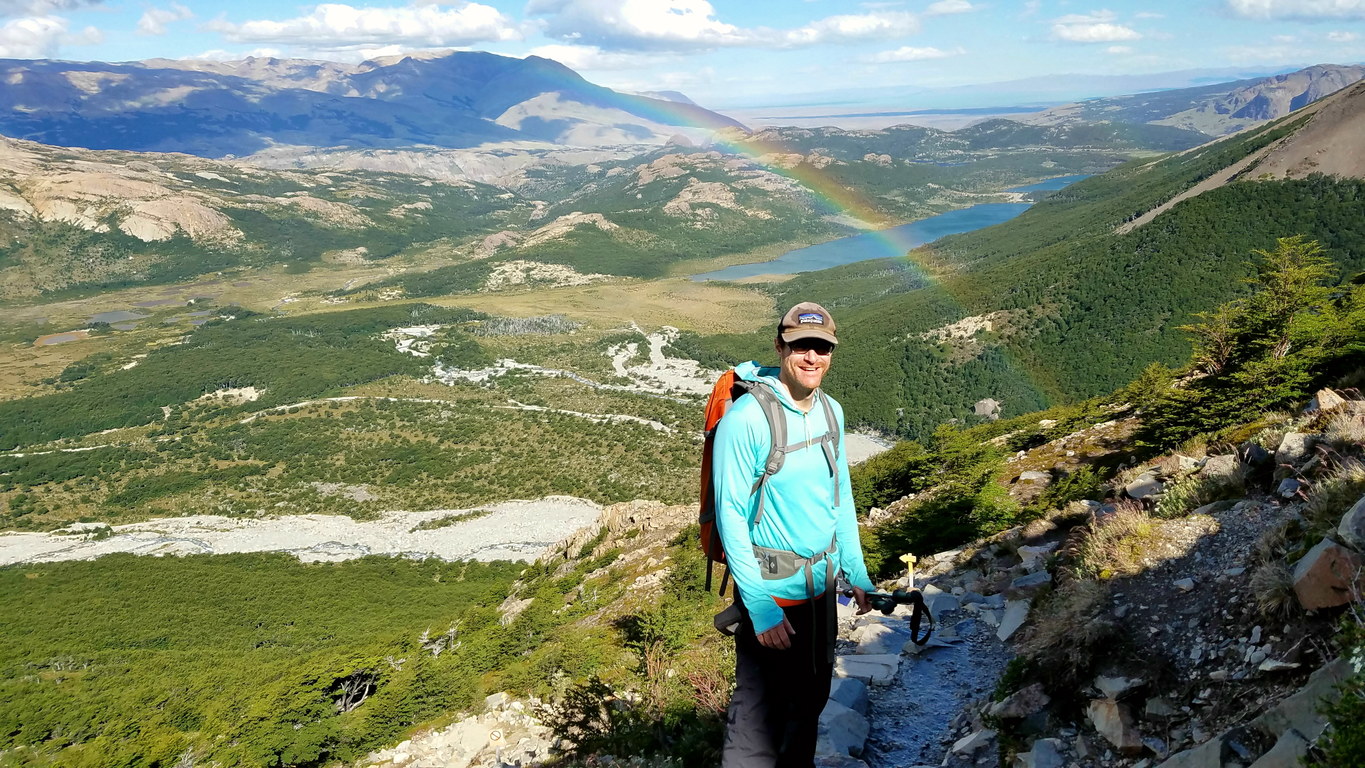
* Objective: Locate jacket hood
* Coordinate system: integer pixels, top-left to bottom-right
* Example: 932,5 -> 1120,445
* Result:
733,360 -> 809,412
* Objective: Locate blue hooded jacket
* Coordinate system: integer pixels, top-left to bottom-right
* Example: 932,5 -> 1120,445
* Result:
711,360 -> 876,635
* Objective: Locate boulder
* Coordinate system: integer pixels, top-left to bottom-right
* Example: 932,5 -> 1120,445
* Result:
952,728 -> 997,755
1338,494 -> 1365,551
834,654 -> 900,685
1252,658 -> 1350,740
1144,697 -> 1178,721
990,682 -> 1051,719
1247,729 -> 1309,768
1158,734 -> 1225,768
1276,478 -> 1303,498
1014,737 -> 1064,768
1241,443 -> 1272,468
1017,542 -> 1060,571
1125,473 -> 1164,500
920,583 -> 961,616
851,621 -> 910,656
998,599 -> 1032,641
1094,675 -> 1144,699
1143,736 -> 1171,761
1274,432 -> 1315,466
1290,538 -> 1364,610
828,677 -> 869,715
1088,698 -> 1144,755
975,398 -> 1002,420
484,691 -> 511,710
1200,453 -> 1240,479
1306,388 -> 1347,414
1157,659 -> 1350,768
817,699 -> 869,757
1008,570 -> 1053,598
1018,470 -> 1053,485
814,757 -> 871,768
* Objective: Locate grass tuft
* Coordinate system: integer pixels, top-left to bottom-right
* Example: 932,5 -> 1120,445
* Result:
1072,502 -> 1159,580
1153,471 -> 1245,519
1018,579 -> 1117,693
1304,457 -> 1365,540
1249,561 -> 1299,620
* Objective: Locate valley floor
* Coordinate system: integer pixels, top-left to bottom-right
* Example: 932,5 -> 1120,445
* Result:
0,496 -> 602,565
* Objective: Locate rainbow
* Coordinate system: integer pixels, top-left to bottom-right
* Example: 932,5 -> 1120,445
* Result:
535,58 -> 1072,411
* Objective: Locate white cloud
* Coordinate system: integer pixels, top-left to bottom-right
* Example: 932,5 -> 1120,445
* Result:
867,44 -> 961,61
926,0 -> 974,15
779,12 -> 918,46
1106,44 -> 1133,53
1134,11 -> 1165,18
137,3 -> 192,36
526,0 -> 744,49
210,2 -> 523,49
1051,11 -> 1142,43
0,0 -> 99,18
1327,29 -> 1359,39
1226,0 -> 1365,19
0,13 -> 98,57
528,0 -> 918,51
1054,10 -> 1118,24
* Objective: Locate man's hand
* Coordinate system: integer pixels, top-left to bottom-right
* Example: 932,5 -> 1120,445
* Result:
756,616 -> 796,649
851,586 -> 872,616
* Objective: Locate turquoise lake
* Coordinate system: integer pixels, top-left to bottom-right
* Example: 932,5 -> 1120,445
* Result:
691,175 -> 1087,282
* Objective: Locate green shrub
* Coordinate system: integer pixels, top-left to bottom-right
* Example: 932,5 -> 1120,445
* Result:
1309,605 -> 1365,767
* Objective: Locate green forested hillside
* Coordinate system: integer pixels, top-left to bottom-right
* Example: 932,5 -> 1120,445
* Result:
0,304 -> 485,450
673,110 -> 1365,438
0,554 -> 521,767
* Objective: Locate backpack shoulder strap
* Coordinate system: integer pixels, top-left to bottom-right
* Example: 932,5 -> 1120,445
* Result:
818,391 -> 841,499
738,382 -> 787,527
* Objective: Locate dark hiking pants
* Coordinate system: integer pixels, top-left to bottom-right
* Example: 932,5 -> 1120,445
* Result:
721,593 -> 834,768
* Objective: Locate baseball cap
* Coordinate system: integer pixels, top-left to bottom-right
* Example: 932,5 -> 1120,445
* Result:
778,302 -> 838,346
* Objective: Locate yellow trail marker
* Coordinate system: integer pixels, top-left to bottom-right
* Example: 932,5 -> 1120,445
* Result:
899,553 -> 917,589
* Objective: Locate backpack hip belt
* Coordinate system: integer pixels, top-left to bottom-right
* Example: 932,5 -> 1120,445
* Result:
752,534 -> 839,603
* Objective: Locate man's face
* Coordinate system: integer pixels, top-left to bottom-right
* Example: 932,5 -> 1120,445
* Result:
776,337 -> 834,395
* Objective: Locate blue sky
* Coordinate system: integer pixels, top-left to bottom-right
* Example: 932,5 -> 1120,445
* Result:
2,1 -> 1363,107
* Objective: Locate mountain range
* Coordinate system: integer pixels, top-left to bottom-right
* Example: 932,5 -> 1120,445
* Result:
1024,64 -> 1365,137
0,51 -> 742,158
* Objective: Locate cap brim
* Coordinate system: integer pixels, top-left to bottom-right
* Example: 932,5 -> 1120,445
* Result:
781,329 -> 838,345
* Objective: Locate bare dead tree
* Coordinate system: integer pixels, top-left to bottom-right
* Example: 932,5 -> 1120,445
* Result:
335,671 -> 377,713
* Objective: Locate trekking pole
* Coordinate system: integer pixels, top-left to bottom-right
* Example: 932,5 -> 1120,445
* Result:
842,587 -> 934,645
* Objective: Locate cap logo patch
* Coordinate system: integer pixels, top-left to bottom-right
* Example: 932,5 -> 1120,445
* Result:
798,312 -> 825,325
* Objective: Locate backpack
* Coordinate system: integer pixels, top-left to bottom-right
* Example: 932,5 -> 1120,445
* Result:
698,365 -> 840,595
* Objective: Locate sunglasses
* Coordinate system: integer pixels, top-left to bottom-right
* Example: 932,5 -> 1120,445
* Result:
787,340 -> 835,355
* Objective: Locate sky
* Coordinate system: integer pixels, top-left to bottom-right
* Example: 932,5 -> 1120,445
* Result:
1,0 -> 1363,108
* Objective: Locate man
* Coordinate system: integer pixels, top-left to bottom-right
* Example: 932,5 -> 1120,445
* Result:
712,301 -> 876,767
